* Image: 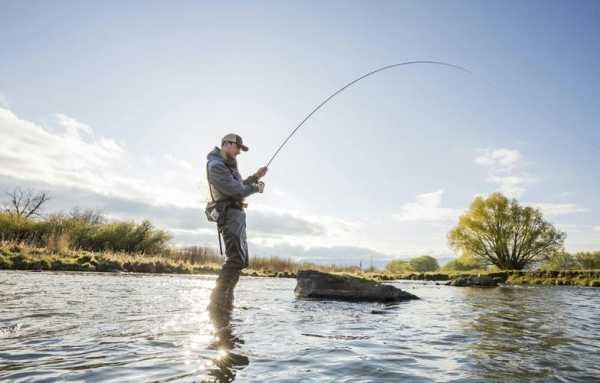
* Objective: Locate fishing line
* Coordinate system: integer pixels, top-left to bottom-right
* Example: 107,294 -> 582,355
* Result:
265,60 -> 471,168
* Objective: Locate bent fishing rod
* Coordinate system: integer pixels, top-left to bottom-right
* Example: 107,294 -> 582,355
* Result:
264,60 -> 471,168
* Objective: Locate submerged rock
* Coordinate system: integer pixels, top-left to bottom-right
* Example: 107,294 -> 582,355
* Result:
447,275 -> 502,287
294,270 -> 419,302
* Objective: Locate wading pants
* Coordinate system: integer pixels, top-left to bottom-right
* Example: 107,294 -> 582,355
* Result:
209,207 -> 249,315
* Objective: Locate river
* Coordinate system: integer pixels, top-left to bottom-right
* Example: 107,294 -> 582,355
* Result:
0,270 -> 598,382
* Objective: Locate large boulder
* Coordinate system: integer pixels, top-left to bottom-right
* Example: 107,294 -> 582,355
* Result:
294,270 -> 419,302
447,275 -> 502,287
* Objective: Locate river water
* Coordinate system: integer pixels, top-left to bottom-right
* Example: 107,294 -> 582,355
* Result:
0,270 -> 598,382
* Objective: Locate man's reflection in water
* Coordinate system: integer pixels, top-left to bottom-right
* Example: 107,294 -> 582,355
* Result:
205,304 -> 249,382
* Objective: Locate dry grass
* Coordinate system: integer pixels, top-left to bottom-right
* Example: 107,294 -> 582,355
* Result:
0,241 -> 368,277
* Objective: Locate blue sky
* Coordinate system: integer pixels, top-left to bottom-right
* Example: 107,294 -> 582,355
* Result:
1,1 -> 599,265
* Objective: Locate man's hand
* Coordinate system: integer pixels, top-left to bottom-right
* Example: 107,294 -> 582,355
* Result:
254,166 -> 268,179
257,181 -> 265,193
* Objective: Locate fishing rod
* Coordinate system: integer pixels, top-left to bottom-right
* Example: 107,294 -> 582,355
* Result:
265,60 -> 471,168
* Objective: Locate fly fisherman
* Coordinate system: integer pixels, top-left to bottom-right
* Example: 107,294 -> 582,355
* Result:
205,134 -> 267,318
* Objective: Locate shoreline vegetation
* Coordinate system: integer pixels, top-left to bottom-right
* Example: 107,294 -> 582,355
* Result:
1,198 -> 599,287
1,242 -> 599,287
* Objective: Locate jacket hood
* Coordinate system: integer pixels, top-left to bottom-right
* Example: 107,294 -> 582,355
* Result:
207,146 -> 237,168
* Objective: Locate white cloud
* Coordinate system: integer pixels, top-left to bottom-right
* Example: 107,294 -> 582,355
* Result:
246,242 -> 394,267
164,153 -> 193,171
55,113 -> 94,139
486,174 -> 536,198
0,106 -> 200,208
475,148 -> 534,198
475,148 -> 521,169
526,202 -> 588,216
0,92 -> 9,109
558,224 -> 600,251
393,190 -> 459,222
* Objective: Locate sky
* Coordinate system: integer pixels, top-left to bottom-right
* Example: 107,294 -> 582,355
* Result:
1,0 -> 599,266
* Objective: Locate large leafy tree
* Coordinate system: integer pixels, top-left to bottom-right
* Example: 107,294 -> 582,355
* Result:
448,193 -> 565,270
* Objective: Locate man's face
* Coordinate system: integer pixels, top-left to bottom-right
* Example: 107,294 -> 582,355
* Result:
222,141 -> 241,159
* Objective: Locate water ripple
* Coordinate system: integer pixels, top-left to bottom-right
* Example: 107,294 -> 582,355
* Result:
0,271 -> 599,382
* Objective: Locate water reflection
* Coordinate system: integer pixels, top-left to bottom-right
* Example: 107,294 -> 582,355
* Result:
462,287 -> 578,381
205,303 -> 249,382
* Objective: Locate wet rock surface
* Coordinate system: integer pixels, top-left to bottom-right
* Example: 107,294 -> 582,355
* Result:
447,275 -> 502,287
295,270 -> 419,302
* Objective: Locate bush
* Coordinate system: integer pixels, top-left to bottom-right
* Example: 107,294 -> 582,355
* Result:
385,259 -> 412,273
542,251 -> 578,270
385,256 -> 440,273
444,254 -> 488,271
409,255 -> 439,272
0,212 -> 171,254
575,251 -> 600,269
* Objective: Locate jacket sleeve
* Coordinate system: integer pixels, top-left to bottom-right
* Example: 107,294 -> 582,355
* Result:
209,161 -> 258,199
244,174 -> 259,185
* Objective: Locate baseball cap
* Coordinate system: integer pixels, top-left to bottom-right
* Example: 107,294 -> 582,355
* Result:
221,133 -> 248,151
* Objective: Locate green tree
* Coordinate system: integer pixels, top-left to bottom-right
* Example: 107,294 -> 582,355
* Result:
542,251 -> 577,270
575,251 -> 600,269
385,259 -> 412,273
448,193 -> 565,270
443,253 -> 487,271
409,255 -> 439,272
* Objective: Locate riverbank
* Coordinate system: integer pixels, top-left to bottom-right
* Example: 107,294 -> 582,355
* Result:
381,270 -> 600,287
1,243 -> 599,286
0,243 -> 290,278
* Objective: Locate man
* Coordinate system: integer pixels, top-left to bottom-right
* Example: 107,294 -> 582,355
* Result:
205,133 -> 267,318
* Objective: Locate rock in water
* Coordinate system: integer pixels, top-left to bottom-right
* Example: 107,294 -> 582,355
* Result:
294,270 -> 419,302
447,275 -> 501,287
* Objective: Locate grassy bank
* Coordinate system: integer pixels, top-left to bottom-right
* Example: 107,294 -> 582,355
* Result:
0,241 -> 356,278
380,270 -> 600,287
1,242 -> 599,286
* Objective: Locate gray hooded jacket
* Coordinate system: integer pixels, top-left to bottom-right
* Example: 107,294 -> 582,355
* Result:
206,147 -> 259,204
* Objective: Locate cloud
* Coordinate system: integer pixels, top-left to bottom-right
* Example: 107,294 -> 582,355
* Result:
0,92 -> 9,108
247,242 -> 394,267
486,174 -> 535,199
249,209 -> 326,237
55,113 -> 94,139
164,153 -> 193,171
393,190 -> 459,222
475,148 -> 535,198
555,224 -> 600,251
0,106 -> 201,208
0,174 -> 326,239
526,202 -> 588,216
475,148 -> 521,169
0,106 -> 333,239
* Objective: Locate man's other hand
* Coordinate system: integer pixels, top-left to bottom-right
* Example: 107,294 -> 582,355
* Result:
255,166 -> 268,179
257,181 -> 265,193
